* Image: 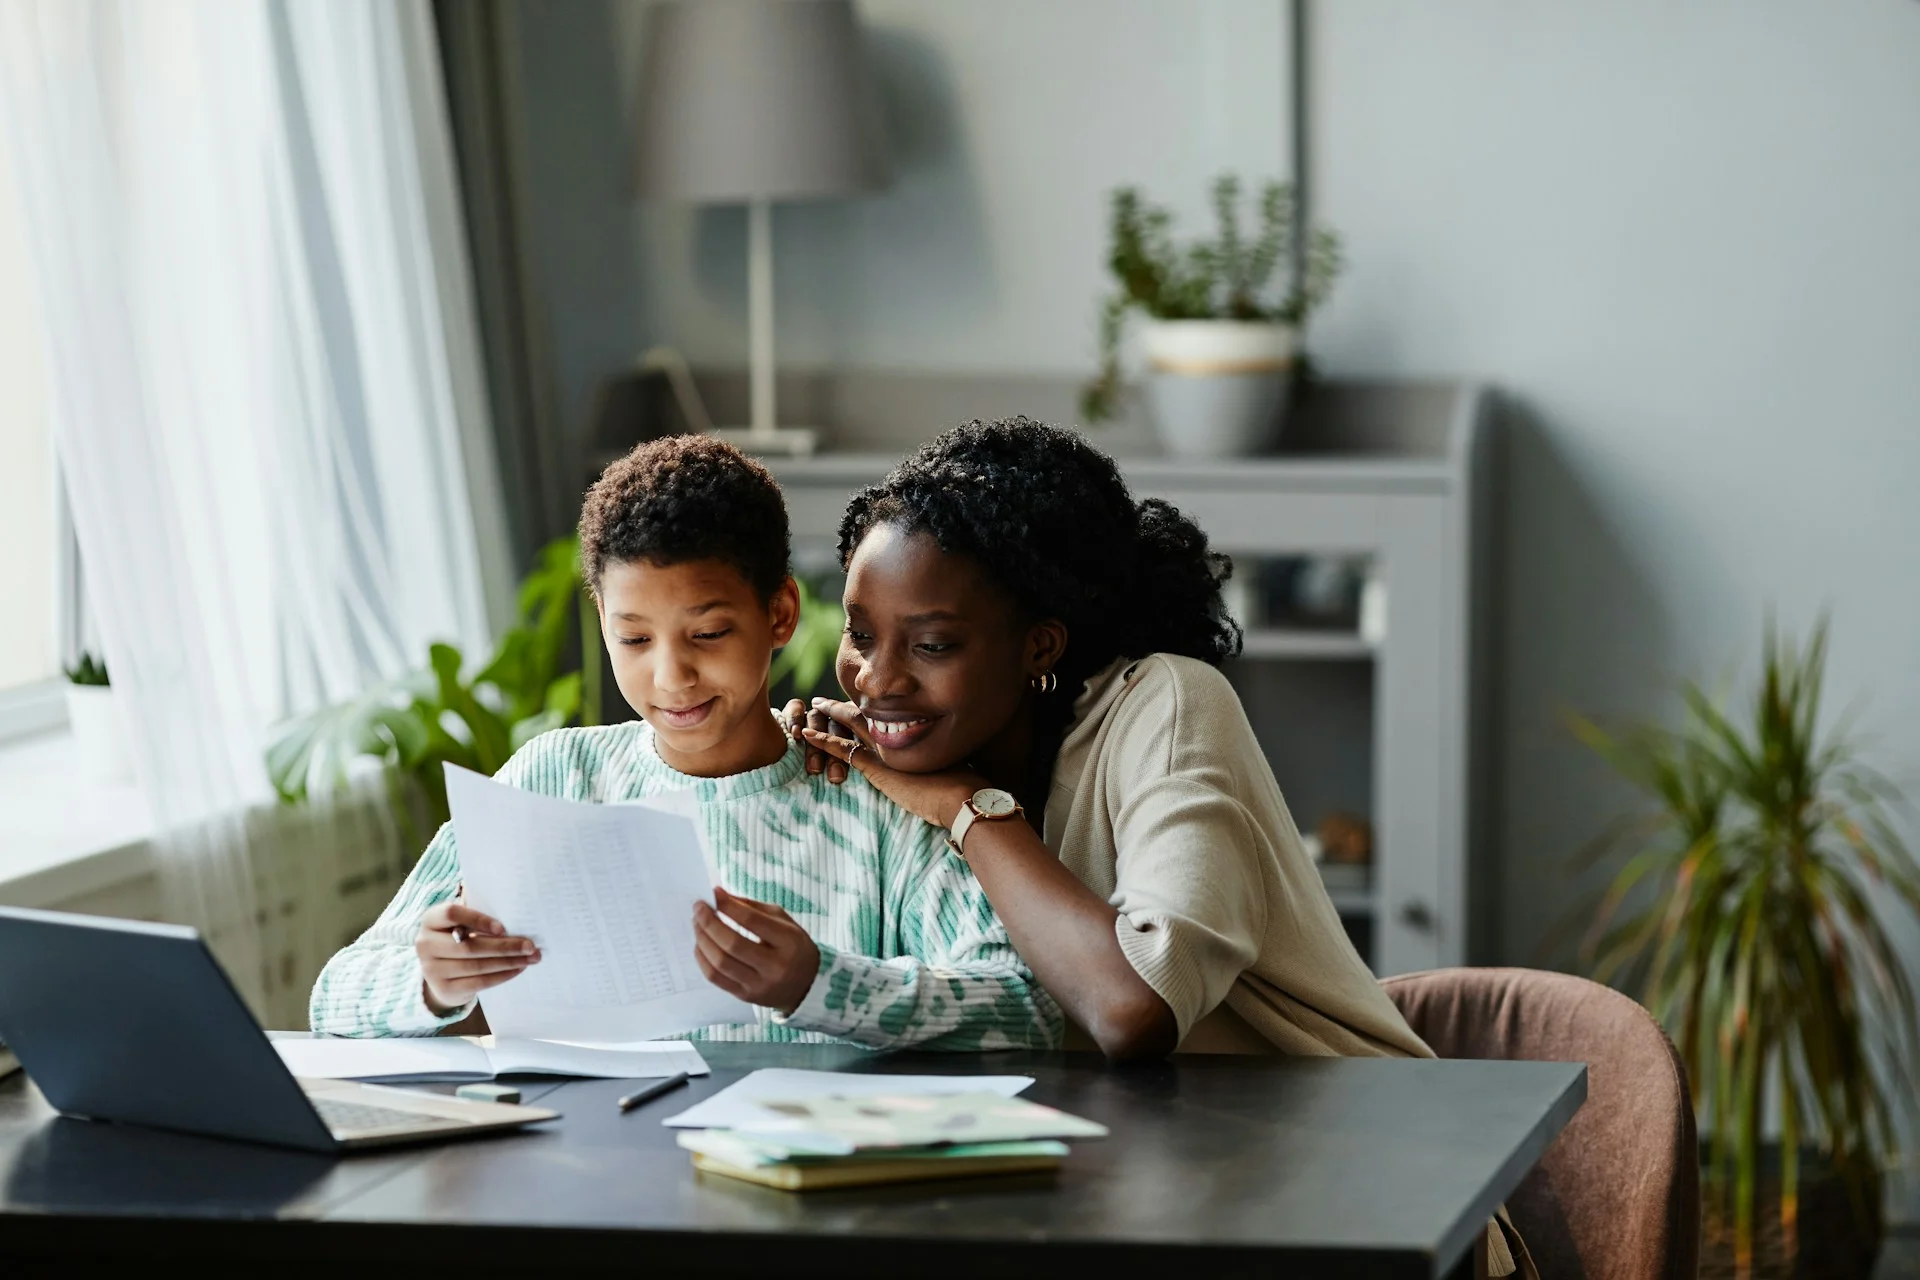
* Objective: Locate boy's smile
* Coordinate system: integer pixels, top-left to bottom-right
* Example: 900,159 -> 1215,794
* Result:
653,696 -> 719,730
598,557 -> 798,778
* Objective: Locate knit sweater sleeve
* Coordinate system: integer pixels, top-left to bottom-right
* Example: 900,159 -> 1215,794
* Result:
780,793 -> 1065,1051
306,742 -> 547,1037
1100,660 -> 1271,1042
306,816 -> 468,1036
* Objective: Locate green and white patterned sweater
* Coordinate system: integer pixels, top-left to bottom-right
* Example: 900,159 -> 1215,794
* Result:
308,721 -> 1062,1051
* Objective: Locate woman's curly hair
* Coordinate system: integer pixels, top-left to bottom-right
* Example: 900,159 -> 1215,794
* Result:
837,417 -> 1242,702
580,435 -> 790,599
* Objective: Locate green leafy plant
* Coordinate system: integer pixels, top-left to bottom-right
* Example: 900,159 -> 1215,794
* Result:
267,536 -> 597,827
769,577 -> 845,701
64,652 -> 110,686
1570,619 -> 1920,1273
1081,173 -> 1344,421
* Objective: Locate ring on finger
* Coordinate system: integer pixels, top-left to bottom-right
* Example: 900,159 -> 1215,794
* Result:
847,741 -> 862,766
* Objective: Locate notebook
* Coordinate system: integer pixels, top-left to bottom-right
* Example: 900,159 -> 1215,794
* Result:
682,1132 -> 1070,1191
273,1035 -> 708,1083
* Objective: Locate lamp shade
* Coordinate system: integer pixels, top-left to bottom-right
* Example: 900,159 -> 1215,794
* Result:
633,0 -> 888,204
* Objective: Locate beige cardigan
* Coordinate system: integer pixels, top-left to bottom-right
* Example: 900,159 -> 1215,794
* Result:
1046,653 -> 1433,1058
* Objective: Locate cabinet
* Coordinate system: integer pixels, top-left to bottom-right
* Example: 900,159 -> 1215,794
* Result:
763,379 -> 1496,975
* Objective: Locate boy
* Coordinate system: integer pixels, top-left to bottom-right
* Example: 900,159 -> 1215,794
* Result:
309,437 -> 1061,1050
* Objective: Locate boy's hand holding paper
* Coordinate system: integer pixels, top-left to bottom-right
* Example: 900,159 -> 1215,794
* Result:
415,900 -> 541,1015
691,888 -> 819,1015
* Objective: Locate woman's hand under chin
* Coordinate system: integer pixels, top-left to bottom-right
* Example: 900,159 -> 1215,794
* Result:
788,697 -> 983,831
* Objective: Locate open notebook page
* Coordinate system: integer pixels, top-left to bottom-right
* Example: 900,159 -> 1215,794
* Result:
275,1036 -> 708,1082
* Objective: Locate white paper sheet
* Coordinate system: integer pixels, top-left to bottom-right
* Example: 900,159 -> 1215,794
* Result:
662,1068 -> 1035,1129
445,765 -> 754,1041
274,1036 -> 709,1082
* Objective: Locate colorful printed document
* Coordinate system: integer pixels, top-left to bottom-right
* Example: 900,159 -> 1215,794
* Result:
725,1091 -> 1110,1155
662,1068 -> 1035,1130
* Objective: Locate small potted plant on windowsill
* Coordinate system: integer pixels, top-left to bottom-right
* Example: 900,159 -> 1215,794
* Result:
1080,174 -> 1343,458
64,651 -> 134,785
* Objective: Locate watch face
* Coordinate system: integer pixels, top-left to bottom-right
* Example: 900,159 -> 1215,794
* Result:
972,788 -> 1020,818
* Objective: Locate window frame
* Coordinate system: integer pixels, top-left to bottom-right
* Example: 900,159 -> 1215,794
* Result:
0,459 -> 81,745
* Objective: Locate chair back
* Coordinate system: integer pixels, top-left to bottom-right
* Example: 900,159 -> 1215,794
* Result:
1382,967 -> 1699,1280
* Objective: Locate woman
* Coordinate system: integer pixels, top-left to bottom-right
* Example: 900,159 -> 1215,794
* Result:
788,416 -> 1432,1064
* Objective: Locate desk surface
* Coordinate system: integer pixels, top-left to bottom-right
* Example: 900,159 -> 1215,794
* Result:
0,1044 -> 1584,1279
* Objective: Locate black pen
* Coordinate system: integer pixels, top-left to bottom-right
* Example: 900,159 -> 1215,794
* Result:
617,1071 -> 691,1114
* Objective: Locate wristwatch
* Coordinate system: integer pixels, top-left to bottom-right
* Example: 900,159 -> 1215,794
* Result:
947,787 -> 1024,855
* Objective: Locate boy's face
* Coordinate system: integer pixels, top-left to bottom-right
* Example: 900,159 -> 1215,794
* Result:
598,558 -> 799,777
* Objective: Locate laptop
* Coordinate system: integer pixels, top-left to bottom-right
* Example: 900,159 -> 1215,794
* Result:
0,905 -> 557,1153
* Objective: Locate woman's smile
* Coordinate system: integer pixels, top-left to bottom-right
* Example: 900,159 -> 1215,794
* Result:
862,708 -> 942,751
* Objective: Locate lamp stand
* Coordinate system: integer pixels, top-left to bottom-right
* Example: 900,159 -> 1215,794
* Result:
710,197 -> 819,456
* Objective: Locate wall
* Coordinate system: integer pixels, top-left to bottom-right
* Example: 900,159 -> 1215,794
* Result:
1305,0 -> 1920,970
614,0 -> 1291,377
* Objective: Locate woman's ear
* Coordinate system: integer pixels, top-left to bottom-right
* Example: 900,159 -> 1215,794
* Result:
768,576 -> 802,649
1025,618 -> 1069,680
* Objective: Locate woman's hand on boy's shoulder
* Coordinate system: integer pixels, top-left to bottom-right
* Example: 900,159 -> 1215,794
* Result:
797,698 -> 981,831
692,888 -> 820,1015
415,901 -> 541,1016
784,699 -> 850,785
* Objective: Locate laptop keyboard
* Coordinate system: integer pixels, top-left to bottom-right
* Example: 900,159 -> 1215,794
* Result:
314,1097 -> 470,1135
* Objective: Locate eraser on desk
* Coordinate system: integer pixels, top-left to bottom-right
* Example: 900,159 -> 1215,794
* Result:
456,1082 -> 521,1105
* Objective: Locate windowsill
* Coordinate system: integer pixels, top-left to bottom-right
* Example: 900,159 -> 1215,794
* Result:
0,727 -> 155,908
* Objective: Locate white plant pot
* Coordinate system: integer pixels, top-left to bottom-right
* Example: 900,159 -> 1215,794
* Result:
65,684 -> 134,786
1139,319 -> 1297,459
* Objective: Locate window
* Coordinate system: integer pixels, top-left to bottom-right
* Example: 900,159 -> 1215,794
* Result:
0,122 -> 70,740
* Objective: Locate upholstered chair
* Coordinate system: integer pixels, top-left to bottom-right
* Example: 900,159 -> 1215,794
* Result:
1383,967 -> 1700,1280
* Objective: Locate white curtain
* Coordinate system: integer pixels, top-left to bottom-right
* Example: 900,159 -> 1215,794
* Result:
0,0 -> 515,1024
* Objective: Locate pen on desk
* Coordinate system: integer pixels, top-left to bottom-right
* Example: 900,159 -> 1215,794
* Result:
617,1072 -> 691,1114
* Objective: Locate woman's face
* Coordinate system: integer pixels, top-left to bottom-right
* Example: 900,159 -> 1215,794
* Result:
836,523 -> 1064,774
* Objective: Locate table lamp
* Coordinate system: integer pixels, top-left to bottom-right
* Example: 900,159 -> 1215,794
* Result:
634,0 -> 888,456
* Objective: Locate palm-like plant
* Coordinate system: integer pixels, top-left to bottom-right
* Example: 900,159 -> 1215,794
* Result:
1572,620 -> 1920,1275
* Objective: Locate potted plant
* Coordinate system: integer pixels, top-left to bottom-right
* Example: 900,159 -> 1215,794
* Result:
63,650 -> 133,785
1571,620 -> 1920,1278
1080,174 -> 1342,458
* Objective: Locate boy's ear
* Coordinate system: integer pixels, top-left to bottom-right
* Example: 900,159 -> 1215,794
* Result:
768,576 -> 802,648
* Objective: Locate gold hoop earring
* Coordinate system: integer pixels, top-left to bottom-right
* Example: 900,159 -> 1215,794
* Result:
1029,671 -> 1057,694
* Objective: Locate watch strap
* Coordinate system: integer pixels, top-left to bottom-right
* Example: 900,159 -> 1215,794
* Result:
946,800 -> 979,856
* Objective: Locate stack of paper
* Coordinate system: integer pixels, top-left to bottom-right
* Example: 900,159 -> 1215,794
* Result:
667,1069 -> 1107,1191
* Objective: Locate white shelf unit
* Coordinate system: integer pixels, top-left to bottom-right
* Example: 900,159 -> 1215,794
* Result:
758,378 -> 1496,976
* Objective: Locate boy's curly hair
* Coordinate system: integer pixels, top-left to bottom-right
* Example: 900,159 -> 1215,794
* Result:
837,416 -> 1241,700
580,435 -> 790,599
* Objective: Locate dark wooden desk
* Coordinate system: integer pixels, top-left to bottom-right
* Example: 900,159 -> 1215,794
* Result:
0,1044 -> 1585,1278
